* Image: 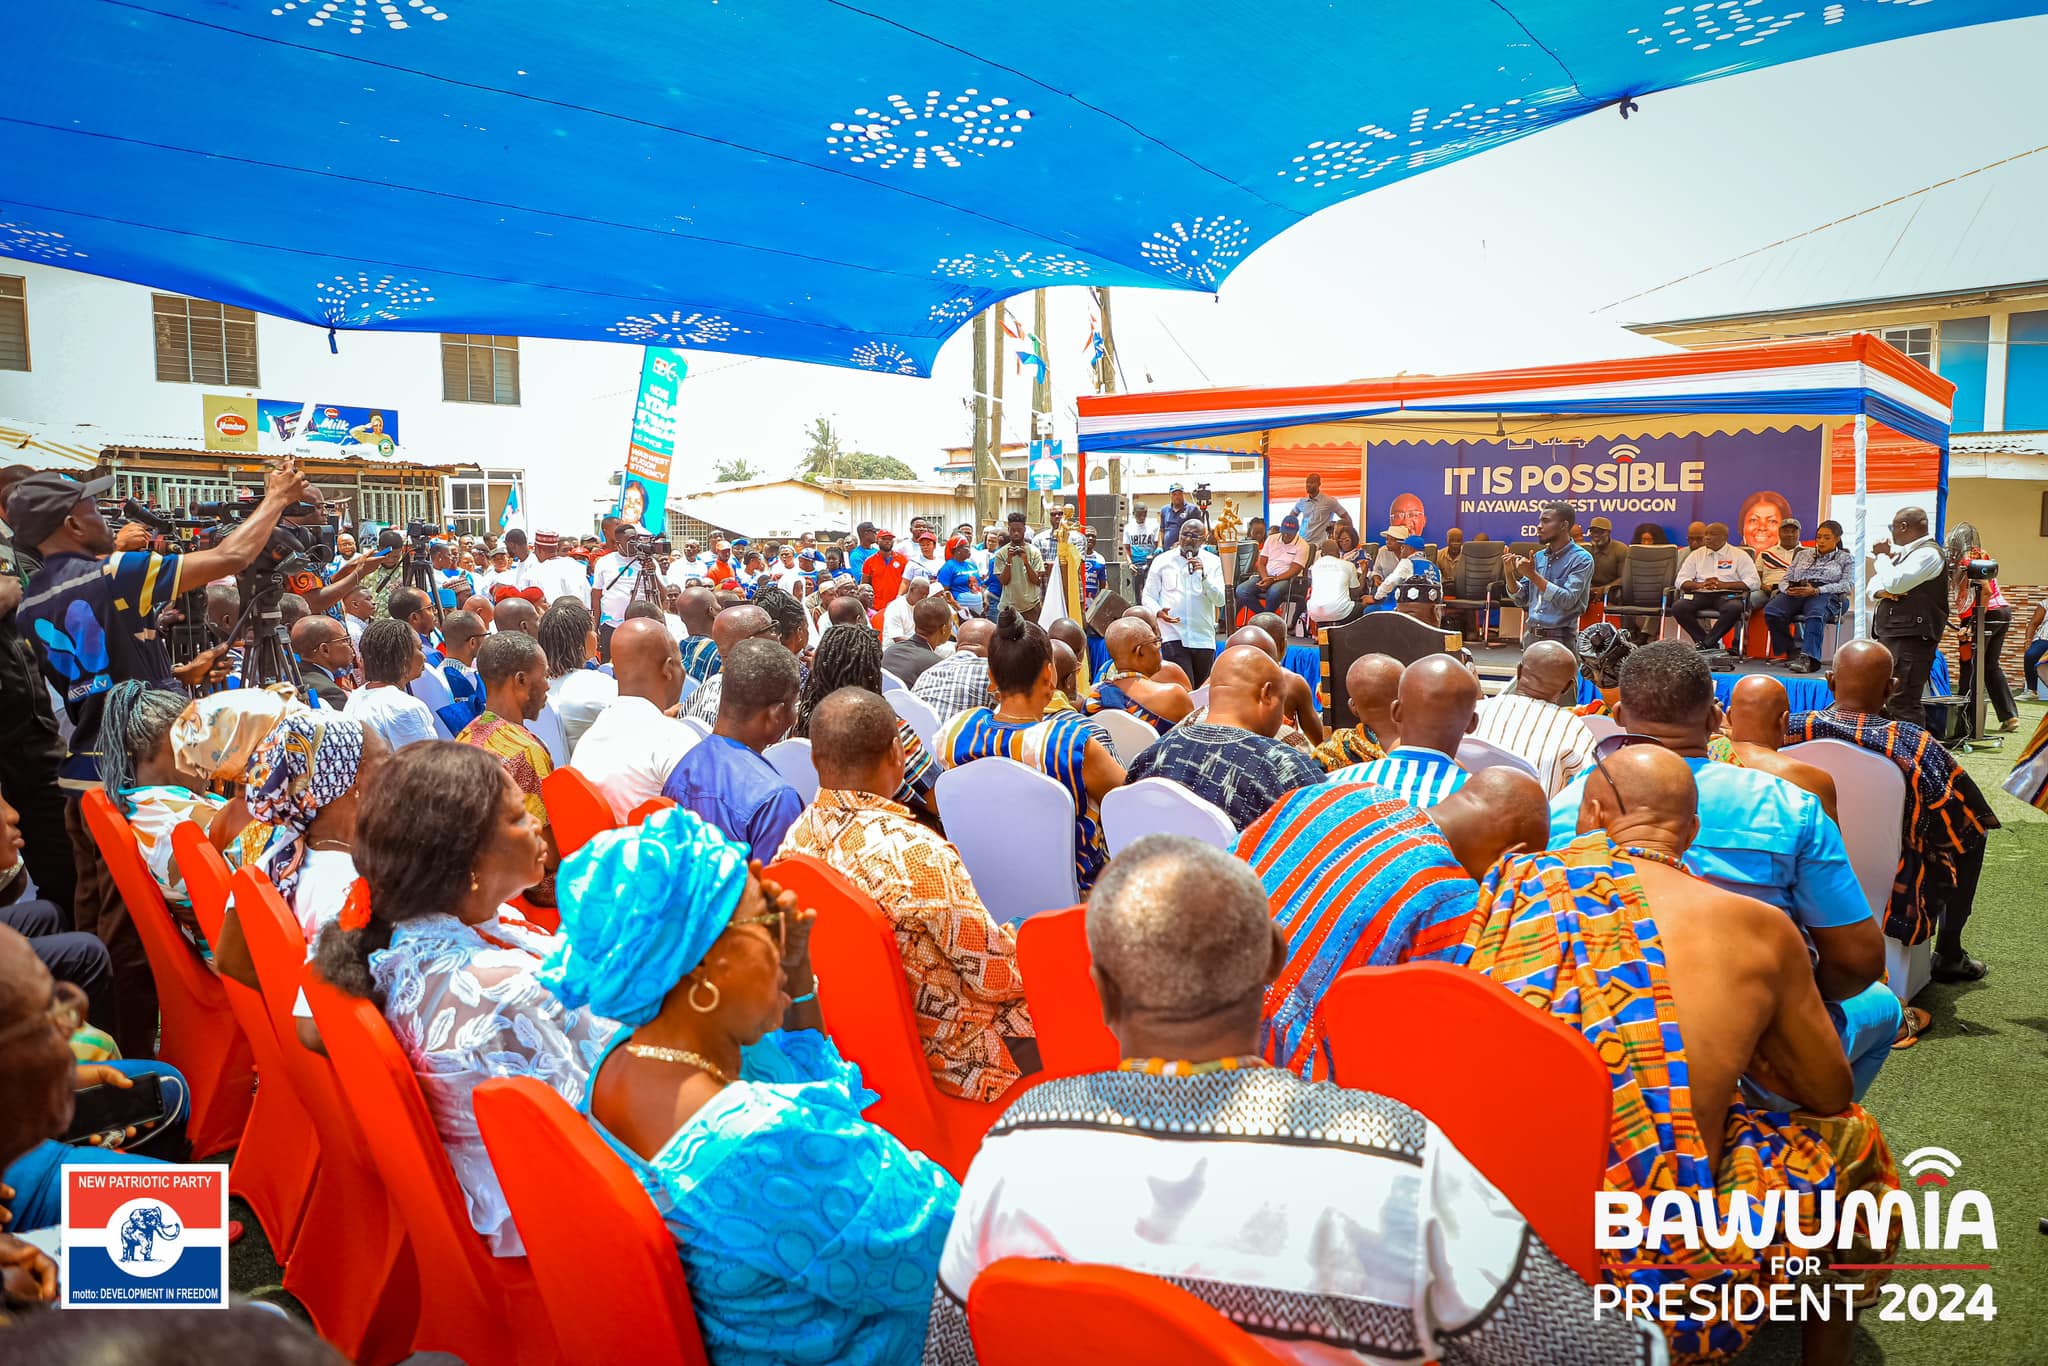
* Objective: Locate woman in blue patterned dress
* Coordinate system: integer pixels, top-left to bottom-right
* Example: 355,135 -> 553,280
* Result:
541,808 -> 957,1366
933,609 -> 1125,892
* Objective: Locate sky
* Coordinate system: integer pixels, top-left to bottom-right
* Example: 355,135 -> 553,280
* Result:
647,13 -> 2048,491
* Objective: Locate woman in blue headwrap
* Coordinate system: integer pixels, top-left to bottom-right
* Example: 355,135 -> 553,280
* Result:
540,808 -> 958,1366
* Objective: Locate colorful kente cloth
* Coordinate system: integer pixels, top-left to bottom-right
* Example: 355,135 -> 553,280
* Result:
1311,723 -> 1385,773
1705,735 -> 1743,767
936,708 -> 1108,891
1238,785 -> 1478,1079
1085,668 -> 1176,735
1446,833 -> 1900,1363
2006,709 -> 2048,811
457,710 -> 555,829
1785,709 -> 1998,943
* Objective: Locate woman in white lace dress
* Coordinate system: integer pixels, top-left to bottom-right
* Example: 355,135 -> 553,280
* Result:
311,741 -> 618,1256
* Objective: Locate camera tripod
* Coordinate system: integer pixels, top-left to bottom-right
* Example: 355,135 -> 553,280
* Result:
600,549 -> 667,611
373,536 -> 448,632
231,569 -> 304,694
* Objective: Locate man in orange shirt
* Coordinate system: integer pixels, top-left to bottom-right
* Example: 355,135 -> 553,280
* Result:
861,528 -> 911,611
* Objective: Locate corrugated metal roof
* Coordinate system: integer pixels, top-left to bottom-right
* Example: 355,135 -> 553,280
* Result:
1607,145 -> 2048,327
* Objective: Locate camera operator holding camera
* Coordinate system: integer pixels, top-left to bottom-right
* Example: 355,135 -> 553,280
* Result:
590,517 -> 667,660
12,458 -> 311,1058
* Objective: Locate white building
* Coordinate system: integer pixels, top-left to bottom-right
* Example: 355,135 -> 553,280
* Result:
667,476 -> 976,544
0,262 -> 644,532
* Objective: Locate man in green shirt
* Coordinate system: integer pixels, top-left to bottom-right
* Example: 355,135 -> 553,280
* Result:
993,512 -> 1047,618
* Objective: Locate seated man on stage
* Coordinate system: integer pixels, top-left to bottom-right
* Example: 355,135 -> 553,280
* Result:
1232,513 -> 1311,615
1762,519 -> 1853,673
925,836 -> 1662,1366
1672,522 -> 1759,658
1547,644 -> 1899,1100
1718,676 -> 1838,822
1451,745 -> 1897,1365
1794,641 -> 1999,990
1088,619 -> 1194,735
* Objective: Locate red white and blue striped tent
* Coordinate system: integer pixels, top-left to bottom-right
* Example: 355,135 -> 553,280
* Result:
1077,334 -> 1954,636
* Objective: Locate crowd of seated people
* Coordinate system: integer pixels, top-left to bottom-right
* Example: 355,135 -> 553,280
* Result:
0,482 -> 2029,1366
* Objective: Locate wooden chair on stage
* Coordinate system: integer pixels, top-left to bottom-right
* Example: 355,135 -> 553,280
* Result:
1318,611 -> 1462,731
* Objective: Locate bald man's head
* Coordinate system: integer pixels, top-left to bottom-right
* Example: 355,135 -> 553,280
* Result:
610,617 -> 683,709
710,604 -> 772,655
1226,625 -> 1281,662
1206,644 -> 1286,737
0,926 -> 78,1168
1121,605 -> 1159,633
494,598 -> 538,639
1049,638 -> 1079,695
1047,617 -> 1086,660
954,617 -> 996,657
1725,675 -> 1790,749
1432,769 -> 1549,879
1248,613 -> 1289,660
1390,653 -> 1480,757
1087,836 -> 1285,1049
1515,640 -> 1579,706
1105,617 -> 1162,674
1345,653 -> 1405,745
1828,638 -> 1896,715
1578,745 -> 1700,852
676,587 -> 720,635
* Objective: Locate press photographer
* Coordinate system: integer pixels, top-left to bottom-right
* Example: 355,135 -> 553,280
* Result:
11,458 -> 311,1059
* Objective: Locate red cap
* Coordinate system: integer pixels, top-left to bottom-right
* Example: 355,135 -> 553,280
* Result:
874,528 -> 896,539
945,536 -> 969,555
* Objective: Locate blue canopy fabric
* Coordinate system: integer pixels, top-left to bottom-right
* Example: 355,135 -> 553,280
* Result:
7,2 -> 2041,374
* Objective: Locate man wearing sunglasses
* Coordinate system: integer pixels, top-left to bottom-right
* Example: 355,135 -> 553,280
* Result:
1546,643 -> 1897,1100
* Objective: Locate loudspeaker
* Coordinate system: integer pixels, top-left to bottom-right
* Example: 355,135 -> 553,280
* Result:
1087,590 -> 1131,636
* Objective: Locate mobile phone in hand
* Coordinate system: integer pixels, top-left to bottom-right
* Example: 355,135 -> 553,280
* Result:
62,1075 -> 167,1145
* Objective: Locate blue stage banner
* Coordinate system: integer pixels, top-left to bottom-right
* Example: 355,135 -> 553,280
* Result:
1363,427 -> 1825,551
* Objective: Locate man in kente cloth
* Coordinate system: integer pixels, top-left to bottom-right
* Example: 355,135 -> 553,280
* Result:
1443,744 -> 1898,1365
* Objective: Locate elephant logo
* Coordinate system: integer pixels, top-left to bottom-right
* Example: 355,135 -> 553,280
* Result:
117,1203 -> 182,1265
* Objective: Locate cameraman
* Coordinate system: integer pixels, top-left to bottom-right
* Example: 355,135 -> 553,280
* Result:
13,459 -> 310,1059
591,519 -> 665,660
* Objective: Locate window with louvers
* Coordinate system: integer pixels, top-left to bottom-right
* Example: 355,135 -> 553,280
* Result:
441,334 -> 521,405
0,276 -> 28,372
152,293 -> 259,385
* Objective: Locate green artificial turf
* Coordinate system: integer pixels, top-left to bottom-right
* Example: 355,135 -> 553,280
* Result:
1742,708 -> 2048,1362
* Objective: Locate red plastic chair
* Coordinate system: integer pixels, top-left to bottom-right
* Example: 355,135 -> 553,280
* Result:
232,868 -> 417,1365
170,824 -> 318,1258
626,795 -> 677,823
769,853 -> 1030,1179
1322,962 -> 1609,1282
305,976 -> 557,1365
1015,906 -> 1119,1079
477,1077 -> 710,1366
966,1258 -> 1286,1365
79,790 -> 254,1158
543,766 -> 619,856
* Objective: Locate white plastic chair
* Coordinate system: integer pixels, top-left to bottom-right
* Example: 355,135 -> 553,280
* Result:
764,737 -> 820,805
1101,778 -> 1236,856
886,688 -> 941,754
1455,735 -> 1543,784
1091,708 -> 1163,764
935,758 -> 1080,923
1186,684 -> 1210,711
880,670 -> 908,695
1580,713 -> 1622,746
1783,737 -> 1919,1001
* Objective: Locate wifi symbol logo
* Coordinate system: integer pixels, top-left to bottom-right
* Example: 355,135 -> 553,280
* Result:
1902,1146 -> 1962,1188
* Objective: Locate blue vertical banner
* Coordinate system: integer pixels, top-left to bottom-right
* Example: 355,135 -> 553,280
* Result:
618,347 -> 685,534
1028,438 -> 1064,492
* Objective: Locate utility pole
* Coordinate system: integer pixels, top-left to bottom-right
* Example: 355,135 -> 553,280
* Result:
1096,286 -> 1123,592
1032,287 -> 1051,526
972,309 -> 993,528
990,307 -> 1007,524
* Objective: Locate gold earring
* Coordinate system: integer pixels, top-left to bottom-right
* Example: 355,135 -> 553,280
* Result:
688,979 -> 721,1014
470,874 -> 480,893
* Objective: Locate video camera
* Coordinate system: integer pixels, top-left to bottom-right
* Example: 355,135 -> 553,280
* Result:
1964,556 -> 1999,581
625,532 -> 672,560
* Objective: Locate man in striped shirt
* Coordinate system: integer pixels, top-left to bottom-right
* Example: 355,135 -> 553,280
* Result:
1329,654 -> 1478,807
1470,639 -> 1596,797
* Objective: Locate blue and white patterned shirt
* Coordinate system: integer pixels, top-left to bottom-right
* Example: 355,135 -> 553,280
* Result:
1329,745 -> 1470,807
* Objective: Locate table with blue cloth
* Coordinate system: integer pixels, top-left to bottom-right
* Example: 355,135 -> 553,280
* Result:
1570,652 -> 1950,715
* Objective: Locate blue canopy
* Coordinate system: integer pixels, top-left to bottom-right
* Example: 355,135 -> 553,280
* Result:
7,2 -> 2040,374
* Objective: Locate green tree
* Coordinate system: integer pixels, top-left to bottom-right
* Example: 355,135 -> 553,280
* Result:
799,418 -> 916,482
713,457 -> 762,482
833,452 -> 918,480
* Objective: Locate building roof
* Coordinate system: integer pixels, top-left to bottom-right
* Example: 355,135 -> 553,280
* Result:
1608,146 -> 2048,328
0,416 -> 476,470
